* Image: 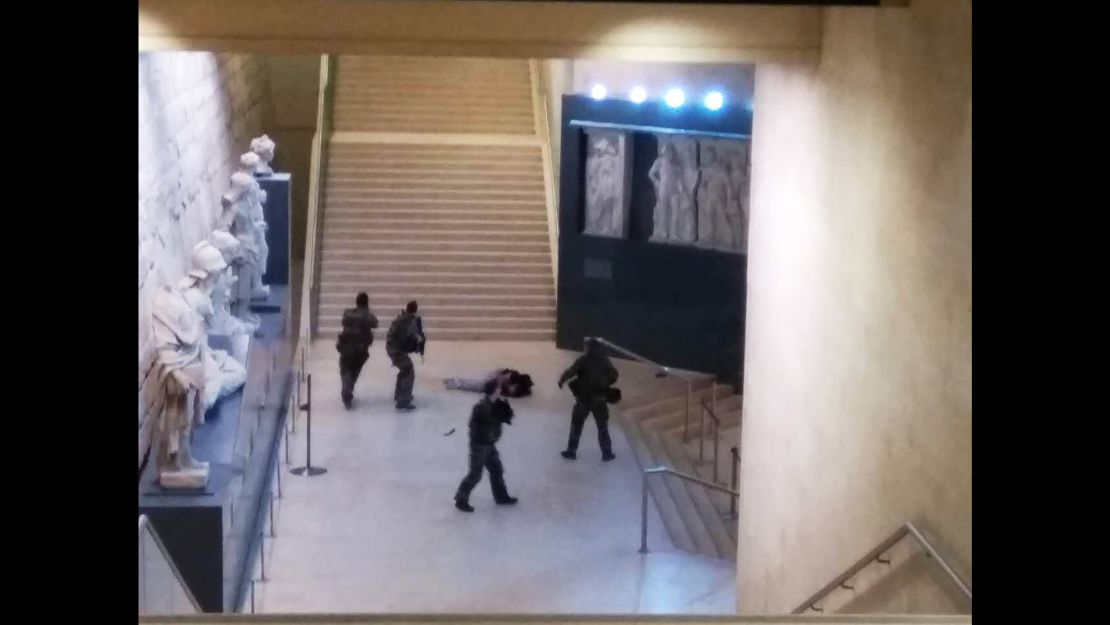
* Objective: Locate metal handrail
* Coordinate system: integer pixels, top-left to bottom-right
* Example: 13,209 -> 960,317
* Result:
295,53 -> 335,378
528,59 -> 559,292
698,398 -> 721,483
729,446 -> 740,518
639,466 -> 738,554
139,515 -> 202,614
587,336 -> 707,443
792,522 -> 971,614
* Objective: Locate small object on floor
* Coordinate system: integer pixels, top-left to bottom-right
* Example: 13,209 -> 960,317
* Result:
495,496 -> 518,506
602,453 -> 616,462
455,500 -> 474,513
443,427 -> 456,436
560,450 -> 576,460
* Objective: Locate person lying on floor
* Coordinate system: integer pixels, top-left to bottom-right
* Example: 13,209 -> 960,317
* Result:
443,369 -> 534,398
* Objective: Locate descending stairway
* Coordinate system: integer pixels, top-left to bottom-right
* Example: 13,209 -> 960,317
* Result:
316,56 -> 555,340
611,358 -> 743,562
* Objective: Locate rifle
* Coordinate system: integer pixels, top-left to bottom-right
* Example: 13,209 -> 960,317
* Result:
416,316 -> 426,363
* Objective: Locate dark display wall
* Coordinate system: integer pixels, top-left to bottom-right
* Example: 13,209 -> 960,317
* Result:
556,95 -> 752,387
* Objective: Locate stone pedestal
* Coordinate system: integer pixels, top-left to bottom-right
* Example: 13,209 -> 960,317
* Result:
256,173 -> 291,285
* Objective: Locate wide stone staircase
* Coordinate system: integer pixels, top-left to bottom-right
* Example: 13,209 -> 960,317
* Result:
316,56 -> 555,340
610,357 -> 744,562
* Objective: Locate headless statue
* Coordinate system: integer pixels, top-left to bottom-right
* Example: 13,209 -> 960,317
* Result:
206,230 -> 254,336
150,283 -> 210,489
178,241 -> 248,413
221,152 -> 270,328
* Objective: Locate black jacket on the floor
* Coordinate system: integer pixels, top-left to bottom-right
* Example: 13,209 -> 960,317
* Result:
468,396 -> 514,446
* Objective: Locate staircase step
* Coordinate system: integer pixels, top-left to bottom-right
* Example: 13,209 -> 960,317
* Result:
639,392 -> 741,430
613,412 -> 697,554
321,260 -> 551,275
319,326 -> 554,342
320,313 -> 552,332
324,199 -> 546,212
319,292 -> 553,307
638,427 -> 721,559
326,189 -> 545,202
323,229 -> 549,244
319,281 -> 553,297
687,425 -> 742,518
625,385 -> 732,421
658,432 -> 737,561
325,169 -> 543,183
325,209 -> 546,222
323,239 -> 549,254
334,121 -> 534,134
660,397 -> 743,438
325,158 -> 542,171
320,303 -> 553,319
325,179 -> 544,193
325,211 -> 547,224
322,249 -> 549,262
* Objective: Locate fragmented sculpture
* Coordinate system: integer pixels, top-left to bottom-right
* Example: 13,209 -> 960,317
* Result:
583,131 -> 629,238
178,241 -> 248,412
220,152 -> 270,322
250,134 -> 276,177
206,230 -> 254,336
150,283 -> 210,489
695,139 -> 750,253
648,137 -> 699,244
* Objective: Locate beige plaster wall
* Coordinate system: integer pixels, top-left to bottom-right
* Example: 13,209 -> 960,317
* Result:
738,0 -> 971,614
138,51 -> 273,467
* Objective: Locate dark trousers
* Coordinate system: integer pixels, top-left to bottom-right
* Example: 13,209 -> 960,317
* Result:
566,398 -> 613,455
455,444 -> 510,503
338,350 -> 369,405
388,349 -> 415,405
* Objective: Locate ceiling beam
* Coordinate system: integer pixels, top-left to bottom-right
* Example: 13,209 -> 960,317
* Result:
139,0 -> 824,64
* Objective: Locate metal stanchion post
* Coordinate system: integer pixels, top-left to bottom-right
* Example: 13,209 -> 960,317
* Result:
292,374 -> 327,476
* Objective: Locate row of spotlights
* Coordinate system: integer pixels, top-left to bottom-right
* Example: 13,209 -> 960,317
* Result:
592,84 -> 726,111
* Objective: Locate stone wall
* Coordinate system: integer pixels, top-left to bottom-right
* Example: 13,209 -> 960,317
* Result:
738,0 -> 971,614
138,51 -> 273,467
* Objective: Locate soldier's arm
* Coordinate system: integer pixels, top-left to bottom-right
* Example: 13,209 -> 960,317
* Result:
607,359 -> 619,384
558,358 -> 583,387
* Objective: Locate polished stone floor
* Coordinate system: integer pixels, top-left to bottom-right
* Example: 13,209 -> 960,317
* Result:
257,340 -> 736,614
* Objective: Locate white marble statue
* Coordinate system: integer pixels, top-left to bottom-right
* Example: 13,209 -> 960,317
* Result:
648,137 -> 699,244
178,241 -> 248,412
696,139 -> 749,252
221,153 -> 270,317
150,283 -> 210,489
250,134 -> 276,177
206,230 -> 255,336
583,131 -> 628,238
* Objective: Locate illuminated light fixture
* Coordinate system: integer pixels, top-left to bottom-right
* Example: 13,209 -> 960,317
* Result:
664,88 -> 686,108
629,86 -> 647,104
704,91 -> 725,111
591,84 -> 607,100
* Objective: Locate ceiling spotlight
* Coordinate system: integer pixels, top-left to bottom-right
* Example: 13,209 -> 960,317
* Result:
629,86 -> 647,104
664,88 -> 686,108
704,91 -> 725,111
591,84 -> 607,100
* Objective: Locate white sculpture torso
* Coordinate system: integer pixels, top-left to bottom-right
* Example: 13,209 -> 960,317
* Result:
150,284 -> 209,487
